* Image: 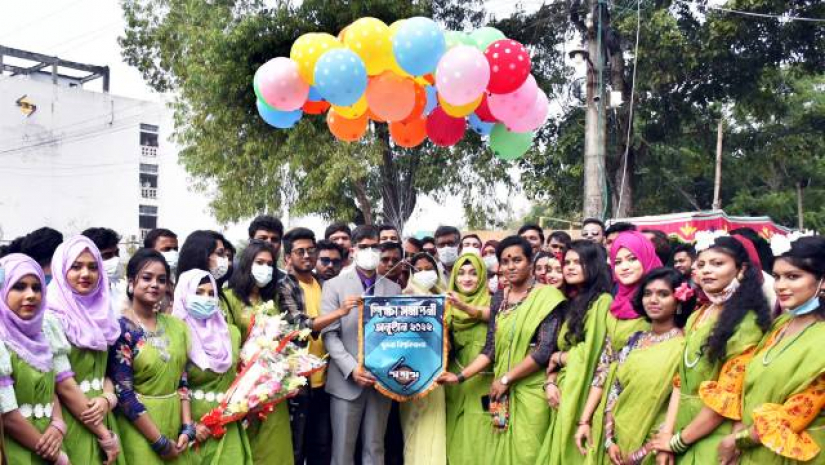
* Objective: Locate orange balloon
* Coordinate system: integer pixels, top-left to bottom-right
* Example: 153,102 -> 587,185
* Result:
327,109 -> 368,142
390,115 -> 427,148
401,84 -> 427,122
367,108 -> 386,123
303,100 -> 330,115
366,71 -> 416,122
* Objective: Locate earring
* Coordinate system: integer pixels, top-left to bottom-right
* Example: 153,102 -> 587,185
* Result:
128,285 -> 134,294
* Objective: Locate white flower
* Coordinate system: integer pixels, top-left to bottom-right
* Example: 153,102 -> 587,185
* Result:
694,230 -> 728,252
771,230 -> 815,256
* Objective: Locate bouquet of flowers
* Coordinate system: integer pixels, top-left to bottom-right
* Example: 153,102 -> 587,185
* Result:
200,302 -> 326,436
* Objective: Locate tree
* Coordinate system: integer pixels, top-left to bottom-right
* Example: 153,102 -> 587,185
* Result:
119,0 -> 566,232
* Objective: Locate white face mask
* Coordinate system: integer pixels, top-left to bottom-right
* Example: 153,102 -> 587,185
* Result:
251,263 -> 274,287
438,246 -> 459,266
483,255 -> 499,269
161,250 -> 179,270
412,270 -> 439,291
488,275 -> 499,294
103,256 -> 121,281
354,247 -> 381,271
210,256 -> 230,280
462,247 -> 482,257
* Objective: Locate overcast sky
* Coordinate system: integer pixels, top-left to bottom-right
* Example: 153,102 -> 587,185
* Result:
0,0 -> 538,238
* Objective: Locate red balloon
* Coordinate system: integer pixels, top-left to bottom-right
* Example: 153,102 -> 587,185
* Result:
485,39 -> 531,94
303,100 -> 330,115
475,94 -> 498,123
426,107 -> 466,147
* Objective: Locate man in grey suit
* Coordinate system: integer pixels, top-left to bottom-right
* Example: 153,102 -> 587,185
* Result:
321,225 -> 402,465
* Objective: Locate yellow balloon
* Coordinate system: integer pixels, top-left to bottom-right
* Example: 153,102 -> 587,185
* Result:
439,93 -> 483,117
290,32 -> 343,84
331,94 -> 368,119
343,17 -> 393,76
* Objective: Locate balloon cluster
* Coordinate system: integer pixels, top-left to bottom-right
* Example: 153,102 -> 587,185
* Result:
253,17 -> 548,160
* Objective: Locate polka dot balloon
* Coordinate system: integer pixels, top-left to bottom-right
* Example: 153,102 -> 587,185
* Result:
484,39 -> 531,95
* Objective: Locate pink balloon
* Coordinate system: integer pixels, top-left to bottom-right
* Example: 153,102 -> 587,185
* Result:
506,88 -> 549,132
435,45 -> 490,106
255,57 -> 310,111
487,74 -> 538,125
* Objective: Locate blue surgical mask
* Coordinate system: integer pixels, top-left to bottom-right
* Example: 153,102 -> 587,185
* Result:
188,295 -> 218,320
791,279 -> 824,316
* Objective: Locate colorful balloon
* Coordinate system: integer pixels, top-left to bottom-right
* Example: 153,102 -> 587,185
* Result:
470,27 -> 506,51
490,123 -> 533,160
303,99 -> 331,115
402,84 -> 428,121
327,109 -> 369,142
392,17 -> 446,76
308,86 -> 324,102
475,94 -> 498,122
435,45 -> 490,106
506,88 -> 549,132
390,115 -> 427,148
469,113 -> 494,135
487,75 -> 539,125
331,94 -> 368,119
424,85 -> 438,116
426,107 -> 466,147
256,99 -> 302,129
445,31 -> 474,49
438,93 -> 482,117
253,57 -> 309,111
314,49 -> 368,107
366,72 -> 417,122
290,33 -> 343,84
485,39 -> 531,94
343,17 -> 393,76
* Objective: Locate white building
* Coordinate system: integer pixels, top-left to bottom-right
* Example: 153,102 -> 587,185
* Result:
0,46 -> 220,245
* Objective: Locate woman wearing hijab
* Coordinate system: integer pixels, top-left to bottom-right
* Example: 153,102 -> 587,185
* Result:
47,236 -> 122,464
172,269 -> 252,464
574,231 -> 661,463
107,249 -> 193,464
444,252 -> 493,465
398,252 -> 448,465
0,254 -> 72,464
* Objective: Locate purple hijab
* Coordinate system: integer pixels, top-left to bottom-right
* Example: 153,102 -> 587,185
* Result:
172,269 -> 232,373
609,231 -> 663,319
0,254 -> 52,372
47,236 -> 120,351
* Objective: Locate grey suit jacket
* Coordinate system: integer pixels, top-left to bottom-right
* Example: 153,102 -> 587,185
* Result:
321,268 -> 402,400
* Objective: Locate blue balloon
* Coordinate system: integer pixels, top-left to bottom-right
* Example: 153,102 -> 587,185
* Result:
424,85 -> 438,116
256,99 -> 302,129
469,113 -> 494,135
392,17 -> 446,76
308,86 -> 324,102
313,49 -> 367,107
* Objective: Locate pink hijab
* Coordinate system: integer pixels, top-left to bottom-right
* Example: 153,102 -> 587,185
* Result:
47,235 -> 120,351
171,269 -> 232,373
0,254 -> 52,372
609,231 -> 662,319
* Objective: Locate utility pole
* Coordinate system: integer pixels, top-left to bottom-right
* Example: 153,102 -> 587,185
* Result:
797,181 -> 805,230
582,0 -> 608,219
712,118 -> 724,211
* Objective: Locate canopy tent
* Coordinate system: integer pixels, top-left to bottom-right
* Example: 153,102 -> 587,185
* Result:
610,210 -> 793,242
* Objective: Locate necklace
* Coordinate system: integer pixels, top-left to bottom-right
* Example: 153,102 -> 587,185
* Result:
642,328 -> 681,346
683,305 -> 718,369
131,311 -> 171,362
761,319 -> 820,366
499,281 -> 535,317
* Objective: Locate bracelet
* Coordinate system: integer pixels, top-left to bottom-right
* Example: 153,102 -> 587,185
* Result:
604,436 -> 616,450
49,419 -> 67,436
103,392 -> 118,410
54,451 -> 70,465
543,380 -> 557,388
98,431 -> 120,454
180,423 -> 197,442
577,420 -> 590,426
456,372 -> 466,384
669,431 -> 689,455
734,427 -> 757,449
150,434 -> 171,455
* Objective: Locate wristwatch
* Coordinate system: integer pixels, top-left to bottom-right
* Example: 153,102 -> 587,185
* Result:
500,375 -> 510,386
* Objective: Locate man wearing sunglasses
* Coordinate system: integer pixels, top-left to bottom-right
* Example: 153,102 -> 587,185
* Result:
315,239 -> 345,281
581,217 -> 606,245
378,241 -> 405,288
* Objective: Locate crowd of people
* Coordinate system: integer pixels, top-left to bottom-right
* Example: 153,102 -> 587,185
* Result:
0,215 -> 822,465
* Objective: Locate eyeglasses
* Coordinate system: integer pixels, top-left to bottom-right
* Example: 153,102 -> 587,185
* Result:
292,247 -> 318,257
380,257 -> 401,265
581,231 -> 601,237
318,257 -> 343,267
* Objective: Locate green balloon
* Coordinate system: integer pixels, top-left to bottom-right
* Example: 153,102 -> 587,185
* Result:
445,31 -> 474,49
470,27 -> 506,51
490,124 -> 533,160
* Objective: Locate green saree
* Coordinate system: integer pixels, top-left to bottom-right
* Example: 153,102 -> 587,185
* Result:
538,293 -> 613,465
586,313 -> 650,464
490,285 -> 565,464
739,315 -> 825,465
188,325 -> 253,465
117,314 -> 192,465
2,349 -> 55,465
445,254 -> 494,465
607,332 -> 683,464
675,306 -> 762,464
62,346 -> 125,465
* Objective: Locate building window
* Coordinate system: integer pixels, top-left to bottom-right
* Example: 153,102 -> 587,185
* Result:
139,205 -> 158,230
139,163 -> 158,174
140,123 -> 159,147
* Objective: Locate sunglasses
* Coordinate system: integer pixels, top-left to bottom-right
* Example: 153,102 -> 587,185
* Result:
292,247 -> 318,257
318,257 -> 343,267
